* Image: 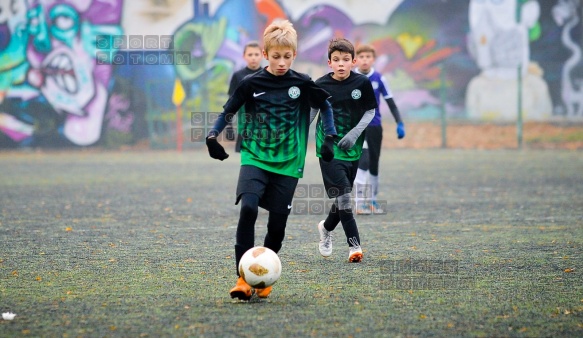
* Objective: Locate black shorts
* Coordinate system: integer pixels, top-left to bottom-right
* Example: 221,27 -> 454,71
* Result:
319,158 -> 359,198
236,165 -> 299,215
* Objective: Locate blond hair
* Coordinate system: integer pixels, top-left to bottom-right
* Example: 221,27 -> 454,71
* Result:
356,44 -> 376,58
263,19 -> 297,54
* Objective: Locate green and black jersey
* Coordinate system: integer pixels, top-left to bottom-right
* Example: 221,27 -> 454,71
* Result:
219,68 -> 333,178
315,71 -> 377,161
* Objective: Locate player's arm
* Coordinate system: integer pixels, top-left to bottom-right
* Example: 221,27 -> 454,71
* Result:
380,75 -> 405,139
224,73 -> 241,140
206,87 -> 245,160
385,97 -> 405,139
309,108 -> 319,125
206,110 -> 236,161
315,99 -> 337,162
316,99 -> 336,137
385,97 -> 402,124
337,109 -> 375,150
207,110 -> 236,139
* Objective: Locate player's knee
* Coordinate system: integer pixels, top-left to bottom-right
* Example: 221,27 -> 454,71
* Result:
337,193 -> 352,210
240,194 -> 259,218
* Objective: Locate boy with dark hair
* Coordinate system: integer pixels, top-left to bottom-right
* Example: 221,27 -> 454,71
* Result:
353,44 -> 405,215
312,38 -> 377,262
225,41 -> 262,151
206,20 -> 337,300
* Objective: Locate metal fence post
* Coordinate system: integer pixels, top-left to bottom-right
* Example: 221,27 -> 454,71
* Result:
440,64 -> 447,148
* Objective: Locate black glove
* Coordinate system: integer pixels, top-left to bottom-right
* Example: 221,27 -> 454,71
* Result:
320,136 -> 335,162
206,137 -> 229,161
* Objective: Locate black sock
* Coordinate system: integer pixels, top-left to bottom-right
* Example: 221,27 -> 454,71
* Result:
263,211 -> 288,253
339,209 -> 360,247
235,193 -> 259,276
323,202 -> 340,231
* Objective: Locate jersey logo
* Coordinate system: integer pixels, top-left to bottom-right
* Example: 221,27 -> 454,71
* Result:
253,92 -> 266,97
351,89 -> 362,99
288,86 -> 300,99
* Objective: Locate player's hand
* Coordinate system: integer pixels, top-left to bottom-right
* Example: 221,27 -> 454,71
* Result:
320,136 -> 335,162
397,122 -> 405,139
225,124 -> 236,141
337,130 -> 359,150
206,136 -> 229,161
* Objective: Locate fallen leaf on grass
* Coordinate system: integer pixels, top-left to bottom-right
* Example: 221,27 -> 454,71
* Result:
2,312 -> 16,320
65,227 -> 72,232
564,268 -> 574,273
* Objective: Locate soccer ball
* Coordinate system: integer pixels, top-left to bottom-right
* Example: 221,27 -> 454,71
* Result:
238,246 -> 282,288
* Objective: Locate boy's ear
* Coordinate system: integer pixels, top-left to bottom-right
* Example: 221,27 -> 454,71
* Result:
263,50 -> 268,59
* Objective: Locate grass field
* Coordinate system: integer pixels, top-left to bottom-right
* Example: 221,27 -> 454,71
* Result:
1,149 -> 582,337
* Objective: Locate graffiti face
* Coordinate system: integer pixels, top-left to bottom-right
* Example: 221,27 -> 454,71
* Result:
27,4 -> 93,116
0,0 -> 29,95
24,1 -> 123,145
39,36 -> 95,116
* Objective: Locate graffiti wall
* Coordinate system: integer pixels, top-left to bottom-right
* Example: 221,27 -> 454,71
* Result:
0,0 -> 581,148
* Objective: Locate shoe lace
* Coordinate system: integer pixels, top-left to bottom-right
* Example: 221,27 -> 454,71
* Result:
323,231 -> 332,248
349,237 -> 361,251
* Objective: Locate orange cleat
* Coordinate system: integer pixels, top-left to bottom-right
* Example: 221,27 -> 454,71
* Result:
230,277 -> 253,300
348,246 -> 363,263
256,286 -> 272,298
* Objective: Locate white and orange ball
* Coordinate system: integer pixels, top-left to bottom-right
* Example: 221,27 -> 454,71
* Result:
238,246 -> 282,288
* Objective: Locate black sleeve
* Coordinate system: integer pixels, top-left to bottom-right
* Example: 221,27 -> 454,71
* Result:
361,78 -> 378,112
228,71 -> 240,97
307,79 -> 331,109
386,97 -> 403,124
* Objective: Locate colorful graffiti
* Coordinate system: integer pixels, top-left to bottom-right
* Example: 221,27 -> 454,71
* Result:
553,0 -> 583,117
466,0 -> 553,121
0,0 -> 581,149
0,0 -> 123,147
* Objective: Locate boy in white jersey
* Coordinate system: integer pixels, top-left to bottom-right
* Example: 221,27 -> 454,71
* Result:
353,44 -> 405,214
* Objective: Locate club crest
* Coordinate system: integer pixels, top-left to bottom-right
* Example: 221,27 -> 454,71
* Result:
288,86 -> 300,99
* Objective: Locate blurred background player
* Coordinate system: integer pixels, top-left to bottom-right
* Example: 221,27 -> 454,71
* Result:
225,41 -> 263,152
205,20 -> 336,300
353,44 -> 405,215
312,38 -> 377,262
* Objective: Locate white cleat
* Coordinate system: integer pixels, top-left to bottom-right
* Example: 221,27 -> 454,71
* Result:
318,220 -> 333,257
